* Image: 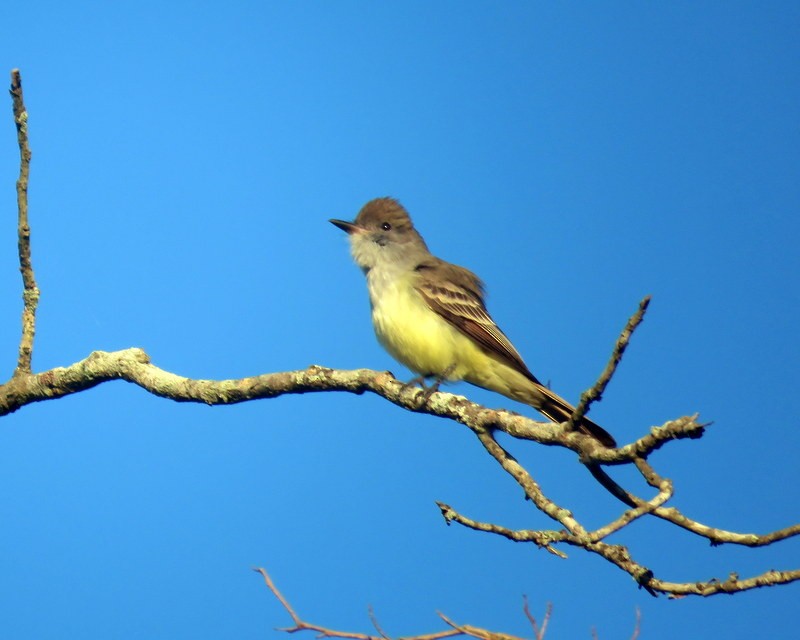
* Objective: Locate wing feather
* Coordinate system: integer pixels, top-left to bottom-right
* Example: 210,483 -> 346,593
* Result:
414,259 -> 540,384
413,258 -> 616,447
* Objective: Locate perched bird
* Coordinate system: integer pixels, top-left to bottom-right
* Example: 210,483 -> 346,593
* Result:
330,197 -> 616,448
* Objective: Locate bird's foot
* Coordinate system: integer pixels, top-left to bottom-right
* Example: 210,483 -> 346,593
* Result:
402,374 -> 429,391
417,377 -> 444,406
403,365 -> 455,406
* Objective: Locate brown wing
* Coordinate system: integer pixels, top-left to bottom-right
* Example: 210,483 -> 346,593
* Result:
413,258 -> 616,448
413,258 -> 541,385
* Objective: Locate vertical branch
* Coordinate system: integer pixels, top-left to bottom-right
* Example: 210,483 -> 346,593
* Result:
567,295 -> 651,431
9,69 -> 39,376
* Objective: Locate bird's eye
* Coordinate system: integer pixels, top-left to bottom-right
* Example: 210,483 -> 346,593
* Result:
381,222 -> 392,231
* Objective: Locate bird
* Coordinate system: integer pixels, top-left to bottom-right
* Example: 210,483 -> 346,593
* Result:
330,197 -> 616,448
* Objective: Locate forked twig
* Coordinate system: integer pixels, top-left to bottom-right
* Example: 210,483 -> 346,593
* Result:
255,568 -> 644,640
522,597 -> 551,640
256,567 -> 540,640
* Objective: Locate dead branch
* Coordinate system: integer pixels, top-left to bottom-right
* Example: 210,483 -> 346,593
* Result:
254,567 -> 463,640
522,598 -> 551,640
566,295 -> 651,432
255,567 -> 543,640
255,568 -> 643,640
9,69 -> 38,376
3,69 -> 798,601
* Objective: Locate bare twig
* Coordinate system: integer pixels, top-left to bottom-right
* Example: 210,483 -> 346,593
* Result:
566,296 -> 651,431
253,567 -> 379,639
630,607 -> 641,640
437,612 -> 525,640
369,607 -> 392,640
436,496 -> 800,597
255,567 -> 516,640
472,429 -> 588,536
9,69 -> 39,376
256,568 -> 643,640
437,501 -> 568,558
522,598 -> 551,640
589,475 -> 674,541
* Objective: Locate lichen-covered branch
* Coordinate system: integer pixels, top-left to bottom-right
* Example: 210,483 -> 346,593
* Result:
9,69 -> 39,376
4,69 -> 798,603
0,346 -> 797,594
566,296 -> 651,432
0,345 -> 707,465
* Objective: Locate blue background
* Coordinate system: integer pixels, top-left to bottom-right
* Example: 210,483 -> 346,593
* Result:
1,2 -> 798,638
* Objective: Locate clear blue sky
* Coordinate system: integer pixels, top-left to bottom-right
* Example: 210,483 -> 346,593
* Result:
1,2 -> 798,638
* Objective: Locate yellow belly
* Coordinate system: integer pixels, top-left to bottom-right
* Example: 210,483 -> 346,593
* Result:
370,280 -> 472,378
367,276 -> 542,407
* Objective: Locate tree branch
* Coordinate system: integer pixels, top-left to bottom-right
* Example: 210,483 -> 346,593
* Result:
255,567 -> 640,639
254,566 -> 513,640
522,598 -> 551,640
1,349 -> 797,552
9,69 -> 38,377
4,69 -> 798,606
566,295 -> 651,432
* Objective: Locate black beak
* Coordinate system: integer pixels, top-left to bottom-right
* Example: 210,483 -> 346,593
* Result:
329,219 -> 359,234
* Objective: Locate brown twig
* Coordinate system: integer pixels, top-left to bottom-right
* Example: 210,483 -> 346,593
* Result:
436,612 -> 525,640
522,598 -> 551,640
9,69 -> 39,376
368,607 -> 392,640
566,296 -> 651,432
253,566 -> 378,639
256,567 -> 648,639
255,567 -> 520,640
630,608 -> 641,640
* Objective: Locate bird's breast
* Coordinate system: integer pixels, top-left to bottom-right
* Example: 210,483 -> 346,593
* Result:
367,273 -> 467,378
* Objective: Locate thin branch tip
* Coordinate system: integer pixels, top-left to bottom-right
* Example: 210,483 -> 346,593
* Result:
567,296 -> 651,433
8,66 -> 38,377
